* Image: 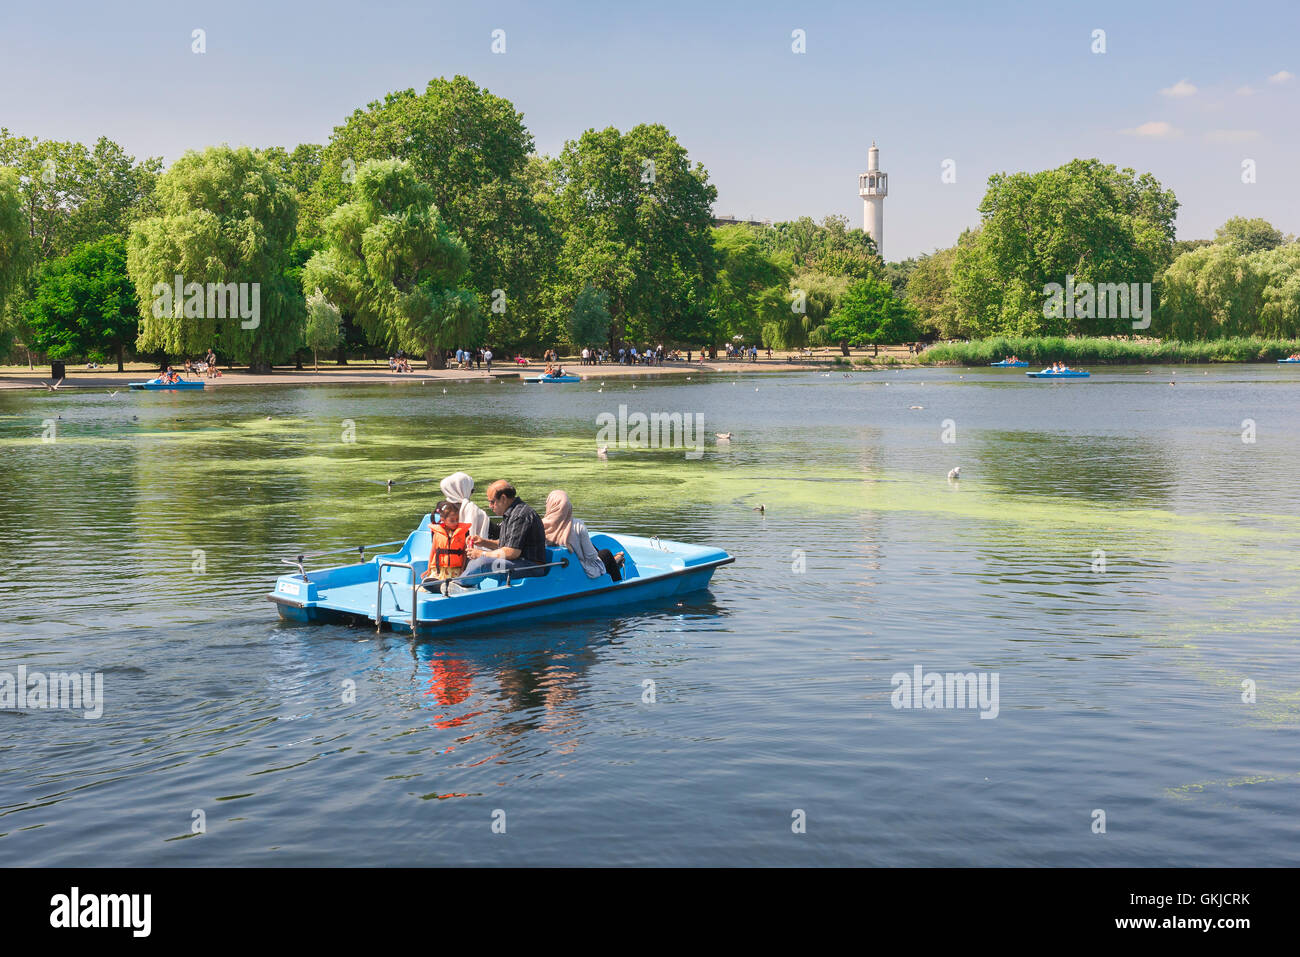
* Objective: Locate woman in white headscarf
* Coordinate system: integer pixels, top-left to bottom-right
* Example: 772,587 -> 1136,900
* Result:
439,471 -> 491,539
541,490 -> 624,581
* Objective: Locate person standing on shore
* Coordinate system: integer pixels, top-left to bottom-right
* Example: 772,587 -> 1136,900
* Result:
484,347 -> 493,373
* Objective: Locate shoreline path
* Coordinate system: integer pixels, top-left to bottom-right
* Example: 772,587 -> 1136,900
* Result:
0,355 -> 874,391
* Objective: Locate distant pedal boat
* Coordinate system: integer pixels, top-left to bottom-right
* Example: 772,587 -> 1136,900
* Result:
1026,369 -> 1090,378
990,360 -> 1028,367
524,374 -> 581,383
268,515 -> 734,635
128,377 -> 206,390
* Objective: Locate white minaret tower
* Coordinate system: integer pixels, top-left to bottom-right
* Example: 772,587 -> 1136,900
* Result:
859,142 -> 887,258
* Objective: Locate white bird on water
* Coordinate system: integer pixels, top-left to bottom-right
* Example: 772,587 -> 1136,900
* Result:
106,390 -> 119,398
948,467 -> 961,481
716,432 -> 733,441
596,446 -> 608,459
43,378 -> 65,392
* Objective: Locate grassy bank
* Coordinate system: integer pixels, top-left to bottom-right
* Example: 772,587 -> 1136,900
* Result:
917,337 -> 1300,366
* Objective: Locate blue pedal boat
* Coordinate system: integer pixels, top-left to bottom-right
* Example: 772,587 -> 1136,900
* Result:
1279,358 -> 1300,363
524,374 -> 581,383
129,377 -> 206,390
268,515 -> 735,635
1026,369 -> 1090,378
990,360 -> 1028,367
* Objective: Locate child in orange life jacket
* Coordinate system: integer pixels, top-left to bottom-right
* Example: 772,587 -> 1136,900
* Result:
425,500 -> 470,582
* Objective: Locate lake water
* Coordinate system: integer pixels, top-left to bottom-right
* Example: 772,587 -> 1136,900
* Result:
2,365 -> 1298,866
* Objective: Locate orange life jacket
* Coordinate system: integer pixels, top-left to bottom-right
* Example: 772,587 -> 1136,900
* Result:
429,523 -> 469,571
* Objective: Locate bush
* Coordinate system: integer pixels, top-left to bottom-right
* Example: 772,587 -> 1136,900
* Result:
917,336 -> 1300,365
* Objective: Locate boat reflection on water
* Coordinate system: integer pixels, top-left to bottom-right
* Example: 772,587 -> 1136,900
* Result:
408,592 -> 731,751
422,655 -> 479,730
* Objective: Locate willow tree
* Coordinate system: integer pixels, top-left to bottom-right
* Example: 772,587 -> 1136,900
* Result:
128,146 -> 303,371
303,159 -> 479,369
0,168 -> 29,357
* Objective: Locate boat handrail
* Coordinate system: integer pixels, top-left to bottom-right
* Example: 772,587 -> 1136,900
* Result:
375,559 -> 417,632
280,538 -> 409,580
419,558 -> 571,588
376,558 -> 571,632
360,557 -> 574,633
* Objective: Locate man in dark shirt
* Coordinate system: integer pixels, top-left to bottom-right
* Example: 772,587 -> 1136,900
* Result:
446,480 -> 546,592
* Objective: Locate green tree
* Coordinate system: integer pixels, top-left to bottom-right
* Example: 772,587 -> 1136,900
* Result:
550,123 -> 717,347
128,145 -> 303,371
0,167 -> 31,358
708,225 -> 793,344
24,236 -> 137,370
1213,216 -> 1286,254
826,277 -> 918,354
752,215 -> 881,279
261,145 -> 325,202
953,159 -> 1178,337
303,158 -> 480,369
568,284 -> 611,347
1253,243 -> 1300,339
1156,243 -> 1267,339
0,129 -> 161,262
308,77 -> 555,350
884,258 -> 918,297
303,289 -> 342,370
904,246 -> 959,338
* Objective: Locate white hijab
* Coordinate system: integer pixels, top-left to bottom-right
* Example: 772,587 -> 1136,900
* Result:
439,471 -> 491,538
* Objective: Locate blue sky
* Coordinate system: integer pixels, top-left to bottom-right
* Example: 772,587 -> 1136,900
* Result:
2,0 -> 1296,259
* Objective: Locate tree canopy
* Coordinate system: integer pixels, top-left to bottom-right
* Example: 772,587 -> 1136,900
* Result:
950,159 -> 1179,337
1213,217 -> 1286,254
303,158 -> 480,368
3,81 -> 1298,365
827,276 -> 918,350
549,123 -> 717,346
0,167 -> 31,355
25,236 -> 137,370
306,76 -> 555,345
128,145 -> 303,370
0,129 -> 161,263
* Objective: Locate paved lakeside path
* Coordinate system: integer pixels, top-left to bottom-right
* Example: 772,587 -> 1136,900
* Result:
0,357 -> 858,390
